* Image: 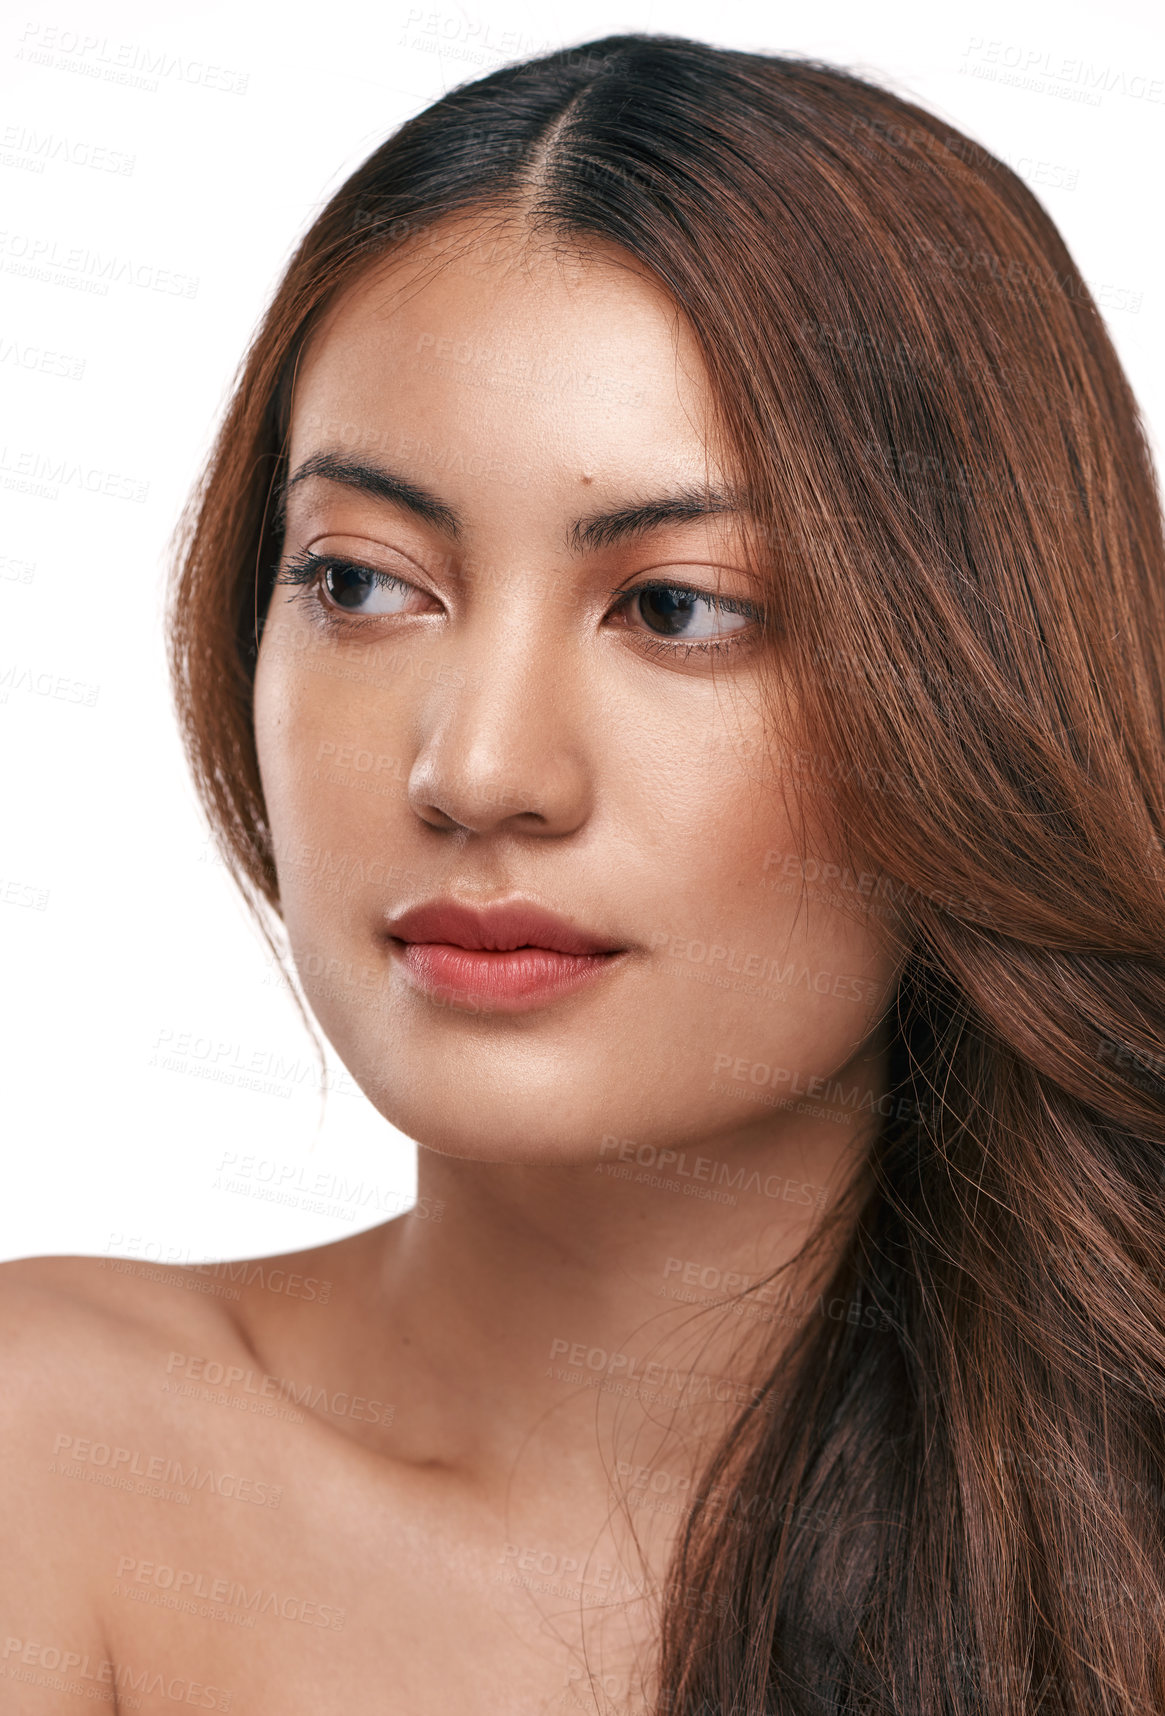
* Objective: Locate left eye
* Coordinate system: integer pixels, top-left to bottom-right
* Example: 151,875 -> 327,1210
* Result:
624,584 -> 755,641
319,561 -> 418,615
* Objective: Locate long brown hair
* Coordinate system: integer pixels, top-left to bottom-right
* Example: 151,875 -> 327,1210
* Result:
168,34 -> 1165,1713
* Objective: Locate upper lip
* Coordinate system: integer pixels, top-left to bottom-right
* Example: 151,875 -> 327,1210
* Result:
385,897 -> 624,956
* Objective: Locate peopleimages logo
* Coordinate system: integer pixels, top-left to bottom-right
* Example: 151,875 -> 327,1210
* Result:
546,1337 -> 770,1411
15,22 -> 249,96
649,929 -> 881,1005
598,1133 -> 829,1206
959,36 -> 1165,106
0,230 -> 198,297
0,1638 -> 232,1710
0,442 -> 148,499
164,1352 -> 395,1428
113,1556 -> 345,1630
711,1053 -> 923,1123
51,1434 -> 283,1507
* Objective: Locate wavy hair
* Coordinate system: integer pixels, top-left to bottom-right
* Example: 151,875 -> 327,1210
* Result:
168,33 -> 1165,1714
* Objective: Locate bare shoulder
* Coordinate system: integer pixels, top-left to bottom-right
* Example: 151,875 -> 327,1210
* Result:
0,1253 -> 250,1495
0,1230 -> 411,1709
0,1249 -> 302,1585
0,1254 -> 251,1697
0,1225 -> 388,1407
0,1250 -> 243,1373
0,1230 -> 389,1448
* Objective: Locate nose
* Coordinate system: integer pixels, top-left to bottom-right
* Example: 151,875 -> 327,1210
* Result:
405,612 -> 593,839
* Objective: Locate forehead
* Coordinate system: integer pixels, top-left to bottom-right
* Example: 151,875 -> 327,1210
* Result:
286,222 -> 729,501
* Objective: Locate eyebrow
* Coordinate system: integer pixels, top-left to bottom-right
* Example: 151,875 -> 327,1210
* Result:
282,451 -> 742,555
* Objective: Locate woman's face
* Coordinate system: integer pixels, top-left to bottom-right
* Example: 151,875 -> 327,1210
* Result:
254,220 -> 902,1165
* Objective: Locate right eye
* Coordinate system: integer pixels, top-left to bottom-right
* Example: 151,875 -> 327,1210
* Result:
320,558 -> 418,614
276,550 -> 426,617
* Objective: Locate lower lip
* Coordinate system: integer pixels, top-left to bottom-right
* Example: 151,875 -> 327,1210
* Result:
391,941 -> 625,1013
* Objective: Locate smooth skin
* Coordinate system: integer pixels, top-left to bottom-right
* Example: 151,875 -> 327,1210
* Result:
0,217 -> 904,1714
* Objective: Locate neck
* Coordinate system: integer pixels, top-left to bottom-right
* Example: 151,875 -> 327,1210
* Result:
337,1032 -> 888,1505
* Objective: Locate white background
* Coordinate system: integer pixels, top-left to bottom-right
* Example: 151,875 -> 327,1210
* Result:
1,0 -> 1161,1266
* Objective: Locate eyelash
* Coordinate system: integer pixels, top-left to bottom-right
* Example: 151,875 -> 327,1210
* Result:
273,549 -> 764,660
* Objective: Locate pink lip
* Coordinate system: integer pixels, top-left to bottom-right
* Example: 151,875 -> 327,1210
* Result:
384,898 -> 629,1014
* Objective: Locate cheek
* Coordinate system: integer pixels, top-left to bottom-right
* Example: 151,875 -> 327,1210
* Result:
607,731 -> 897,1082
652,811 -> 895,1079
254,640 -> 318,845
253,634 -> 387,934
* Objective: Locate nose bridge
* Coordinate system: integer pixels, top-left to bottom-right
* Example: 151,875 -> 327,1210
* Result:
406,569 -> 591,836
